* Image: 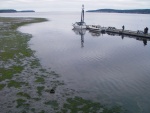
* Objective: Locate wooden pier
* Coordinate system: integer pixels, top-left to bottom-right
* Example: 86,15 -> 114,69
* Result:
86,25 -> 150,39
105,27 -> 150,38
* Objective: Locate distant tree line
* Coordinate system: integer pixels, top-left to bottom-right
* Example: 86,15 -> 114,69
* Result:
86,9 -> 150,14
0,9 -> 17,13
0,9 -> 35,13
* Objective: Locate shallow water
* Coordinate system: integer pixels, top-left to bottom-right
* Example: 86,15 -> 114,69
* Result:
1,12 -> 150,113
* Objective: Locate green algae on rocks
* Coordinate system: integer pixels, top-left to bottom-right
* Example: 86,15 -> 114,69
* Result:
0,84 -> 6,90
17,92 -> 31,99
35,77 -> 45,84
60,96 -> 123,113
0,17 -> 64,113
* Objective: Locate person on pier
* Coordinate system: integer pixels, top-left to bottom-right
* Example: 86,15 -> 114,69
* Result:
122,25 -> 125,31
144,27 -> 148,34
146,27 -> 148,34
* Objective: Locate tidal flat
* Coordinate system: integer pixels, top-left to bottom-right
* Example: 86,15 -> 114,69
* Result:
0,17 -> 124,113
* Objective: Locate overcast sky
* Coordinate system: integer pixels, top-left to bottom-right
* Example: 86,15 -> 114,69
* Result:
0,0 -> 150,12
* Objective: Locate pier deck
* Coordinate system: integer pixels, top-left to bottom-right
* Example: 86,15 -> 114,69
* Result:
105,27 -> 150,38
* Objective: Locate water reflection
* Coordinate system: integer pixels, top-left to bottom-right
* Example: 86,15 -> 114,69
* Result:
89,30 -> 101,37
106,32 -> 150,46
72,28 -> 149,47
121,34 -> 124,39
122,35 -> 149,46
72,28 -> 86,48
143,39 -> 147,46
88,30 -> 105,37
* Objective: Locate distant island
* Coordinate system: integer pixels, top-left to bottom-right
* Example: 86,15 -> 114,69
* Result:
86,9 -> 150,14
0,9 -> 35,13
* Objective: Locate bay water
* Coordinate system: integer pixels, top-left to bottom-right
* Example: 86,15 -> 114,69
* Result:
1,12 -> 150,113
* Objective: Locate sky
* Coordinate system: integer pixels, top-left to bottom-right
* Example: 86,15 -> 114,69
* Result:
0,0 -> 150,12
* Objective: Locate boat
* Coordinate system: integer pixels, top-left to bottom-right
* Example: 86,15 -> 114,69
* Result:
87,25 -> 107,32
87,25 -> 101,30
72,5 -> 86,29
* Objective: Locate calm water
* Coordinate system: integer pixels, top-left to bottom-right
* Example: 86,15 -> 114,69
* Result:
1,12 -> 150,113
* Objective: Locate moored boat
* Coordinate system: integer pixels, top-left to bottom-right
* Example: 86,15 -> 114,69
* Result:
87,25 -> 107,32
72,5 -> 86,29
73,22 -> 86,29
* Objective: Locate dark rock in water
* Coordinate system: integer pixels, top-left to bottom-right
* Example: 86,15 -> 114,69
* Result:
50,89 -> 55,94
